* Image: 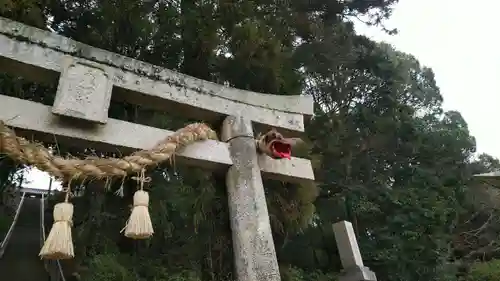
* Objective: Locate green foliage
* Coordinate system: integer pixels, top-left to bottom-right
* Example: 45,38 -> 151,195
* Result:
280,265 -> 337,281
82,254 -> 137,281
0,0 -> 49,28
147,269 -> 202,281
468,260 -> 500,281
1,1 -> 500,281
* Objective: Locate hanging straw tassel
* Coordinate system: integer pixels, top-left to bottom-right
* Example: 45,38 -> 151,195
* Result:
39,186 -> 74,260
122,170 -> 154,239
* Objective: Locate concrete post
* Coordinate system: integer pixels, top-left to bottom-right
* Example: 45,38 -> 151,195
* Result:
221,116 -> 281,281
333,221 -> 377,281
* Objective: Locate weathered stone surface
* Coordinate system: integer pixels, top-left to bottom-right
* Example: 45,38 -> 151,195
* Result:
222,116 -> 281,281
0,95 -> 314,183
333,221 -> 378,281
333,221 -> 364,268
0,16 -> 313,133
52,59 -> 112,124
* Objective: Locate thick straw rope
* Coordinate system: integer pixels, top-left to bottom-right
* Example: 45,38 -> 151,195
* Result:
0,121 -> 217,180
0,121 -> 217,259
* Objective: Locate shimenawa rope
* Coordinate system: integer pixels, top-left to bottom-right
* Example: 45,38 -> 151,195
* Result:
0,121 -> 218,180
0,120 -> 217,260
0,120 -> 287,260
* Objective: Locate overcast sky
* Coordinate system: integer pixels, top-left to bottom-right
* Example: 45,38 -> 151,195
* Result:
354,0 -> 500,158
23,0 -> 500,190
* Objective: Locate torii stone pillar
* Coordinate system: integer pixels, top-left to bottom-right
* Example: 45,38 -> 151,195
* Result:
222,116 -> 280,281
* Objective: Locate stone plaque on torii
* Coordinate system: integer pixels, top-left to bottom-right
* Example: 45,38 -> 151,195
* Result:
0,17 -> 314,281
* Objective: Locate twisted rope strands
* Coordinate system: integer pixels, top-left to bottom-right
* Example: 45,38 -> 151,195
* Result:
0,121 -> 218,180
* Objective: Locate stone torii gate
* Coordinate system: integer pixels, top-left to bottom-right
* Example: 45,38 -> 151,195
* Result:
0,17 -> 314,281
